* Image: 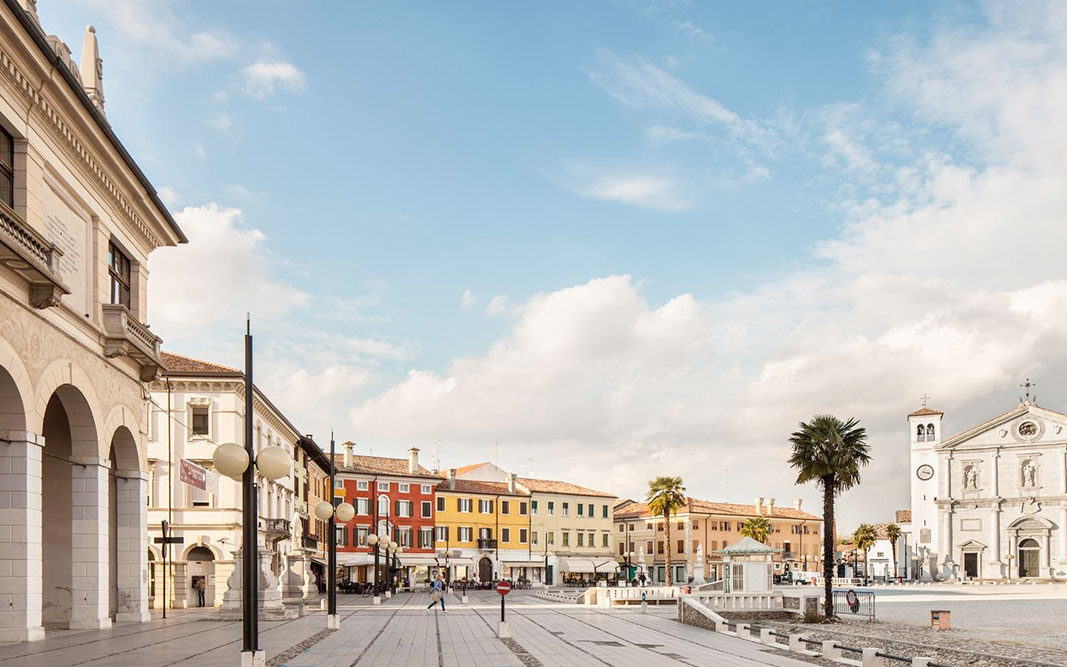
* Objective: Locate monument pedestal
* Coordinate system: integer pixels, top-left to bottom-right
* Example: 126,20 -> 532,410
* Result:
216,547 -> 292,620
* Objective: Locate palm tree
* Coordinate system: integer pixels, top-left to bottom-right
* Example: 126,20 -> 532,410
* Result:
852,523 -> 878,586
646,476 -> 686,587
788,414 -> 871,620
739,516 -> 771,543
884,523 -> 902,579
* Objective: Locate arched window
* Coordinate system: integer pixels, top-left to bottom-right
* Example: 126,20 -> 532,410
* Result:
377,494 -> 389,517
926,423 -> 935,441
916,424 -> 925,439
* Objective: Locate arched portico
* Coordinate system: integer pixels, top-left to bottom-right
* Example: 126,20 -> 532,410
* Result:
108,424 -> 149,622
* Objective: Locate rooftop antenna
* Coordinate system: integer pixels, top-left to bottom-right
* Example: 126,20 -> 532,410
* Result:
435,440 -> 442,474
495,440 -> 499,467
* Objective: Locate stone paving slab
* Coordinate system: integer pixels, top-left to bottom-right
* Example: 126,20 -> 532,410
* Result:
0,590 -> 819,667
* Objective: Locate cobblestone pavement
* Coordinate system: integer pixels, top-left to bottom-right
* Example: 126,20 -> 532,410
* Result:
0,590 -> 819,667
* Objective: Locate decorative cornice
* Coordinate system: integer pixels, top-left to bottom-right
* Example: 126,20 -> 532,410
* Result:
0,44 -> 162,249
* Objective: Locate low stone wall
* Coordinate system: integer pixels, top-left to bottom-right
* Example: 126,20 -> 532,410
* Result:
678,598 -> 722,631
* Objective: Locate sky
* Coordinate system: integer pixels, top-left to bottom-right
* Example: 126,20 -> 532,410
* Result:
37,1 -> 1067,531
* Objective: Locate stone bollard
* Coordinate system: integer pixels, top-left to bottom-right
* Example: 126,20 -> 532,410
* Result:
373,595 -> 381,605
715,618 -> 728,632
822,641 -> 842,660
498,621 -> 511,638
327,614 -> 340,630
320,599 -> 327,611
861,648 -> 880,667
912,659 -> 932,667
385,591 -> 392,600
760,628 -> 776,647
462,595 -> 469,604
788,634 -> 806,653
736,623 -> 749,638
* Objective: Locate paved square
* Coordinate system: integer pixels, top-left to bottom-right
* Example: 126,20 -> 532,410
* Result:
0,591 -> 818,667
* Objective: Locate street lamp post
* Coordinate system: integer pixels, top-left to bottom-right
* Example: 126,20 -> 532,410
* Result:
312,434 -> 354,630
210,320 -> 292,667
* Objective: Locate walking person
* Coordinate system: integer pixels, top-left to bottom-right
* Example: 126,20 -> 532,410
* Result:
426,574 -> 447,613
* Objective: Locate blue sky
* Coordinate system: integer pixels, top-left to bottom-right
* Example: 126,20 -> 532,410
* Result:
39,1 -> 1067,528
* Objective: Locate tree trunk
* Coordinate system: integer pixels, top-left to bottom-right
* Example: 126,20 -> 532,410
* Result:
822,476 -> 835,620
890,539 -> 897,579
664,510 -> 672,587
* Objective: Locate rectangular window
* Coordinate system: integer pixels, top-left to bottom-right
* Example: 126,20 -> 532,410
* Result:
519,501 -> 528,516
435,526 -> 449,542
677,521 -> 683,530
657,523 -> 664,532
421,501 -> 432,518
437,496 -> 445,512
547,532 -> 555,545
646,522 -> 653,530
459,527 -> 472,542
334,525 -> 347,547
421,484 -> 432,494
562,502 -> 569,517
618,524 -> 624,532
562,532 -> 569,547
356,498 -> 370,515
190,406 -> 209,435
588,532 -> 595,547
602,505 -> 608,519
736,522 -> 744,531
0,126 -> 13,206
108,242 -> 132,309
588,504 -> 594,518
578,504 -> 584,517
396,500 -> 413,517
692,540 -> 699,553
357,480 -> 368,490
478,527 -> 492,540
619,543 -> 625,556
519,529 -> 528,543
356,526 -> 369,546
531,500 -> 538,515
458,498 -> 472,513
677,539 -> 684,553
419,527 -> 433,548
399,527 -> 413,548
399,483 -> 410,493
578,533 -> 584,547
657,541 -> 664,555
721,521 -> 730,531
646,540 -> 654,554
478,499 -> 494,514
379,482 -> 390,492
602,533 -> 609,548
531,531 -> 539,545
502,528 -> 511,543
548,502 -> 555,516
501,500 -> 510,515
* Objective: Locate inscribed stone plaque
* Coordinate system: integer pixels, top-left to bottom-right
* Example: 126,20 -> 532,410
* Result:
43,181 -> 90,316
960,518 -> 982,532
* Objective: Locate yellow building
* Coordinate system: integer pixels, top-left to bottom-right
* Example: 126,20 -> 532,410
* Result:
435,470 -> 534,582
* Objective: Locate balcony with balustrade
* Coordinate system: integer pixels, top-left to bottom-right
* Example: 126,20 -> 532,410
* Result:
0,200 -> 69,308
477,538 -> 497,550
101,303 -> 163,381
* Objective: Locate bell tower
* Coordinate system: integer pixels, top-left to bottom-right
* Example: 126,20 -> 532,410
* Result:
908,397 -> 943,579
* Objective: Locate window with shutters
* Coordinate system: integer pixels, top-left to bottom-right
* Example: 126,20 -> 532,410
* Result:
419,527 -> 433,548
602,533 -> 609,548
421,501 -> 432,518
562,532 -> 569,546
501,500 -> 510,515
334,525 -> 347,547
108,242 -> 132,309
435,526 -> 449,542
578,533 -> 584,547
501,528 -> 510,543
0,126 -> 13,206
519,501 -> 528,516
458,498 -> 472,513
519,529 -> 528,543
578,504 -> 584,517
458,527 -> 472,542
437,496 -> 445,512
356,498 -> 370,515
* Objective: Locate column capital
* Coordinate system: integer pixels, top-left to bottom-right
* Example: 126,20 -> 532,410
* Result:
0,430 -> 45,446
70,456 -> 110,468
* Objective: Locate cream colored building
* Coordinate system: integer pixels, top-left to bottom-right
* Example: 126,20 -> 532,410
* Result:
614,497 -> 821,584
145,352 -> 310,608
0,3 -> 184,641
455,463 -> 617,585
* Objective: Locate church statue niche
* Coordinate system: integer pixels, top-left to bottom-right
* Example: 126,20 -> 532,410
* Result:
964,465 -> 979,490
1021,459 -> 1037,487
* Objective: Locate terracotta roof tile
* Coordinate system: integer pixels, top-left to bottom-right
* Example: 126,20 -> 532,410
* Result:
333,454 -> 437,479
160,351 -> 240,375
515,477 -> 614,498
436,479 -> 527,496
907,406 -> 944,417
454,462 -> 490,475
613,497 -> 820,521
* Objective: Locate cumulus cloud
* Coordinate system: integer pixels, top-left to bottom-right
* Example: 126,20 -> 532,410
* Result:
352,5 -> 1067,530
461,289 -> 478,309
242,60 -> 305,98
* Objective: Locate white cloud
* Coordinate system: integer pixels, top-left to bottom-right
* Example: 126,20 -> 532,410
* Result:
156,185 -> 178,207
461,289 -> 477,309
242,61 -> 305,99
351,4 -> 1067,531
562,166 -> 688,210
485,295 -> 513,317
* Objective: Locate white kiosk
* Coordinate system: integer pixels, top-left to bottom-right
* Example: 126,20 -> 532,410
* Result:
715,537 -> 781,593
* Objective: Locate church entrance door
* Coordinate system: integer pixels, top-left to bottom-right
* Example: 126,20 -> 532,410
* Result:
963,552 -> 978,579
1018,539 -> 1040,578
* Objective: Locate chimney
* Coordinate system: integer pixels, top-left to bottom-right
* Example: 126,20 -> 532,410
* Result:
765,498 -> 775,516
408,447 -> 420,474
447,468 -> 456,490
343,441 -> 354,468
505,472 -> 516,494
794,498 -> 803,512
79,25 -> 105,115
754,497 -> 764,516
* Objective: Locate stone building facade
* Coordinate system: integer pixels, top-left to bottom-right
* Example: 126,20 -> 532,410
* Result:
0,2 -> 184,641
903,400 -> 1067,580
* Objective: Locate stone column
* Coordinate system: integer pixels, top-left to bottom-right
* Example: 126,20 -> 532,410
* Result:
1060,508 -> 1067,573
992,451 -> 1000,497
114,474 -> 149,622
0,432 -> 45,641
939,508 -> 954,580
1042,532 -> 1051,575
989,507 -> 1001,577
69,458 -> 110,629
171,561 -> 188,608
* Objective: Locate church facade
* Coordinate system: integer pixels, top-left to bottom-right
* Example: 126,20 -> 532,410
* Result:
903,400 -> 1067,581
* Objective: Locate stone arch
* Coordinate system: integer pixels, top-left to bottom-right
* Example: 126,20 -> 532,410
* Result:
103,406 -> 145,474
0,335 -> 32,430
32,360 -> 103,458
179,540 -> 224,562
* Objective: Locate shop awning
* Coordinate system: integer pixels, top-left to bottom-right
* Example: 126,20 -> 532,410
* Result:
397,554 -> 440,566
441,558 -> 475,566
500,559 -> 545,566
558,558 -> 619,573
338,553 -> 375,567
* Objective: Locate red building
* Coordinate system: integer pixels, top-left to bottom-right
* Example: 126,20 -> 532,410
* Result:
332,443 -> 441,586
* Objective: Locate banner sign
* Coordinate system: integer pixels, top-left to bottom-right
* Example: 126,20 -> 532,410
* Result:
180,458 -> 207,491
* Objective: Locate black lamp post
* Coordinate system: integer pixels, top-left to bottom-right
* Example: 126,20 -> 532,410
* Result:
311,436 -> 354,628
